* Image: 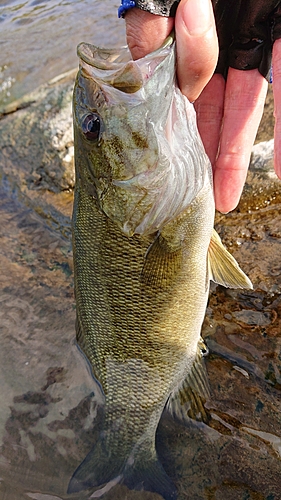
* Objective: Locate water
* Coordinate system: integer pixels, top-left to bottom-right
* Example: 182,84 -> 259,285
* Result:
0,2 -> 281,499
1,161 -> 280,499
0,0 -> 126,109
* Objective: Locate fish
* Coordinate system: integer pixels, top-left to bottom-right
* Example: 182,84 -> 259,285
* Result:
68,33 -> 252,499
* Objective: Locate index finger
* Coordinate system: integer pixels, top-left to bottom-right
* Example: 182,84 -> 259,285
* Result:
213,68 -> 268,213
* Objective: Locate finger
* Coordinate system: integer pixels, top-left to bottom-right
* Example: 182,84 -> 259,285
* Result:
125,9 -> 174,60
213,68 -> 268,213
194,73 -> 225,165
272,38 -> 281,179
175,0 -> 218,102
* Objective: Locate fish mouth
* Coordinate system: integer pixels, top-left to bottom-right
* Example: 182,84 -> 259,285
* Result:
77,43 -> 132,70
77,33 -> 175,94
77,31 -> 175,69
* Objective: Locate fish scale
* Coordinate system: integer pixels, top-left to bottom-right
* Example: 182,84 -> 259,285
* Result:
68,34 -> 252,499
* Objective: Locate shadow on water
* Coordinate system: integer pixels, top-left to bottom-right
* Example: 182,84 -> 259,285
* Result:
0,28 -> 281,500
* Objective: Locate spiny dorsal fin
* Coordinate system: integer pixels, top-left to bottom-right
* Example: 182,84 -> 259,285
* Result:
208,229 -> 253,289
166,348 -> 210,425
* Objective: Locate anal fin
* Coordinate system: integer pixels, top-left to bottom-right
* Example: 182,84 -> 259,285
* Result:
167,347 -> 210,425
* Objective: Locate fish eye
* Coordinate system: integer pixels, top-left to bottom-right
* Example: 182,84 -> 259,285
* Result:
81,113 -> 101,141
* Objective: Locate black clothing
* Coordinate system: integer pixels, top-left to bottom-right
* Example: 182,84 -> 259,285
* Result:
133,0 -> 180,16
133,0 -> 281,79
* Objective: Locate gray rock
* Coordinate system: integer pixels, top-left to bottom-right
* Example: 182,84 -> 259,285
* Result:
0,70 -> 75,193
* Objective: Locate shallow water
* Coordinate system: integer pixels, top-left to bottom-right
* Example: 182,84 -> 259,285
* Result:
1,141 -> 281,500
1,92 -> 281,499
0,2 -> 281,499
0,0 -> 126,109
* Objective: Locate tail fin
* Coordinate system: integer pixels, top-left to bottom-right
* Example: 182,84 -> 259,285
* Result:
123,457 -> 177,500
68,438 -> 177,500
67,439 -> 121,494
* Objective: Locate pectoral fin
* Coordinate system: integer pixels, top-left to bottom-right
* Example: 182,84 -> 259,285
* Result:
141,234 -> 182,288
208,229 -> 253,289
166,348 -> 210,425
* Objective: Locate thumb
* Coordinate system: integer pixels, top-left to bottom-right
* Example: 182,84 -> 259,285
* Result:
175,0 -> 218,102
125,9 -> 174,60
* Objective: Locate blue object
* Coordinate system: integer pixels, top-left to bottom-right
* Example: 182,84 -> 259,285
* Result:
118,0 -> 136,18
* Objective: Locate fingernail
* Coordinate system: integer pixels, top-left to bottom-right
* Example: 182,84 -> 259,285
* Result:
183,0 -> 213,36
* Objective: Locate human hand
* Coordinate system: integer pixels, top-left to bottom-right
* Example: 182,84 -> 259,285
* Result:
195,0 -> 281,212
125,0 -> 281,213
195,67 -> 268,212
125,0 -> 218,103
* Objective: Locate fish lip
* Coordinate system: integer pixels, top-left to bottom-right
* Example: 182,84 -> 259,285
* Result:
77,42 -> 131,70
77,32 -> 175,70
76,34 -> 175,96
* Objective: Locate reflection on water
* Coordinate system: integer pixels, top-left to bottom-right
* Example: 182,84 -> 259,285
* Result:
0,0 -> 126,109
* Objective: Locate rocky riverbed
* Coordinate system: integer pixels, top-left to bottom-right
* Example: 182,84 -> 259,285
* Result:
0,74 -> 280,500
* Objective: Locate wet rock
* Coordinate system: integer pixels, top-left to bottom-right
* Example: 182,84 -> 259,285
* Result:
255,85 -> 274,144
0,70 -> 75,193
237,139 -> 281,213
231,309 -> 272,326
251,139 -> 274,170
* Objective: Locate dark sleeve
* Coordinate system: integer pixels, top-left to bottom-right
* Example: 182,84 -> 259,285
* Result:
133,0 -> 281,80
134,0 -> 180,17
213,0 -> 281,80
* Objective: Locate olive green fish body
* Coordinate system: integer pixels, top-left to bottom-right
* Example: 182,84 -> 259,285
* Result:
71,178 -> 212,498
73,173 -> 213,390
69,36 -> 252,499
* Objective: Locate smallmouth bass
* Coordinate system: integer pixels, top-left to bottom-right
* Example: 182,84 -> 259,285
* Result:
68,34 -> 252,499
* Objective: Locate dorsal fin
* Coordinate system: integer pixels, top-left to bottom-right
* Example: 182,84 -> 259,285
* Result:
208,229 -> 253,289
